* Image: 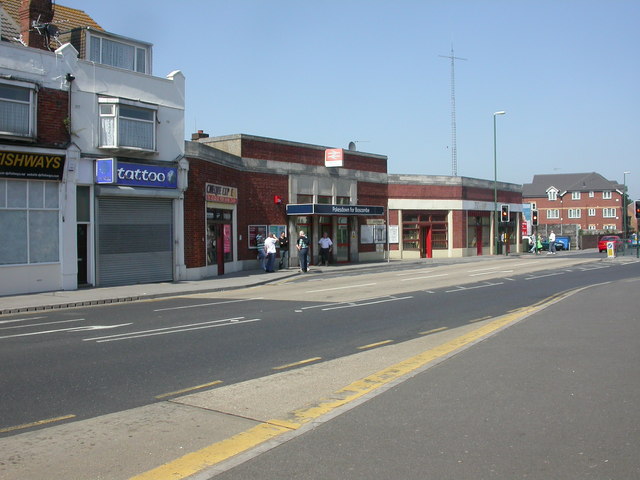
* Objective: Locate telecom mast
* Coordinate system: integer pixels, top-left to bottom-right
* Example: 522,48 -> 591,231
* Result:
439,47 -> 466,177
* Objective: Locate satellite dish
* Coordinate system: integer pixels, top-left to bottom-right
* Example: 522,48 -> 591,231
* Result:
348,141 -> 356,151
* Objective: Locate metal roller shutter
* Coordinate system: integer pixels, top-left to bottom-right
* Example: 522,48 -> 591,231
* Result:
97,197 -> 173,286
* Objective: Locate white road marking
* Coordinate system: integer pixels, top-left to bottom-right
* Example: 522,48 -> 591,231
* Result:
321,295 -> 413,311
0,316 -> 47,325
0,318 -> 85,330
305,283 -> 376,293
445,282 -> 503,293
153,297 -> 264,312
84,317 -> 258,343
400,273 -> 449,282
525,272 -> 565,280
469,270 -> 513,276
0,323 -> 131,340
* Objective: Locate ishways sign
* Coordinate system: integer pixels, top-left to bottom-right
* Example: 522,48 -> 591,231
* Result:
0,150 -> 66,180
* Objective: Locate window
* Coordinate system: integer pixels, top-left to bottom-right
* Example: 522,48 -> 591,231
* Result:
0,179 -> 59,265
589,191 -> 594,198
0,81 -> 36,138
529,202 -> 537,210
588,224 -> 596,230
568,209 -> 581,219
99,99 -> 156,151
89,34 -> 149,73
603,208 -> 616,218
547,190 -> 557,201
571,191 -> 581,200
603,224 -> 616,230
546,209 -> 559,219
602,191 -> 612,199
317,195 -> 331,204
588,208 -> 596,217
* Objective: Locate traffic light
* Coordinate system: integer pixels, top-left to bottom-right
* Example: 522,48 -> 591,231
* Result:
500,204 -> 509,223
532,209 -> 539,226
635,200 -> 640,219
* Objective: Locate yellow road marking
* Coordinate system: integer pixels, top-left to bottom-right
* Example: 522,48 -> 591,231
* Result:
419,326 -> 448,335
0,414 -> 76,434
155,380 -> 223,400
272,357 -> 322,371
132,289 -> 578,480
357,340 -> 394,350
468,315 -> 492,323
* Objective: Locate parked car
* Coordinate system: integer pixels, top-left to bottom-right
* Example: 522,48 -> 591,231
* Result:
540,240 -> 565,251
598,235 -> 623,253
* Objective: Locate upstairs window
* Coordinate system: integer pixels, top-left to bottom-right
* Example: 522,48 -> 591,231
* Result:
0,81 -> 36,139
89,34 -> 150,74
547,189 -> 558,201
602,191 -> 612,199
571,191 -> 581,200
99,98 -> 156,152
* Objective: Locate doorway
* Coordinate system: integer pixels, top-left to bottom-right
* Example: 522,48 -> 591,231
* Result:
476,224 -> 483,256
77,224 -> 89,286
335,217 -> 349,263
421,226 -> 432,258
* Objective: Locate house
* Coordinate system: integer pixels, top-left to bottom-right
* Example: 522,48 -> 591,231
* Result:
522,172 -> 625,234
0,0 -> 185,295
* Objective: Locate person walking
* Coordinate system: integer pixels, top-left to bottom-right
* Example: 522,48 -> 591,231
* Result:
264,233 -> 277,272
536,234 -> 543,255
278,231 -> 289,269
256,233 -> 266,271
548,230 -> 557,255
318,232 -> 333,266
296,230 -> 310,272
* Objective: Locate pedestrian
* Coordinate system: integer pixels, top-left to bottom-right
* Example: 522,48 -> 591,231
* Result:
256,233 -> 266,271
548,230 -> 557,255
536,234 -> 543,255
528,233 -> 536,253
296,230 -> 310,272
318,231 -> 333,266
264,233 -> 277,272
278,231 -> 289,269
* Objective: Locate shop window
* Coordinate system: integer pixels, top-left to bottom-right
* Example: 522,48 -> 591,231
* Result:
0,179 -> 59,265
317,195 -> 332,204
336,196 -> 350,205
99,98 -> 156,152
403,225 -> 419,250
0,81 -> 36,139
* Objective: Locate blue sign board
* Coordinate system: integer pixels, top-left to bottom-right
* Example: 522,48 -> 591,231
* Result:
95,159 -> 178,188
286,203 -> 384,216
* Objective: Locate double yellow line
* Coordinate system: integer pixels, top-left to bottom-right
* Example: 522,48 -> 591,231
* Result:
132,288 -> 579,480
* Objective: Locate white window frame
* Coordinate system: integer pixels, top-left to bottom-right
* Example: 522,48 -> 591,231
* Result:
98,98 -> 157,152
571,191 -> 581,200
530,202 -> 537,210
588,224 -> 596,230
88,32 -> 150,74
546,209 -> 560,219
0,80 -> 37,139
603,208 -> 616,218
589,191 -> 594,198
588,208 -> 596,217
602,191 -> 612,199
547,190 -> 558,201
603,224 -> 616,230
568,209 -> 581,219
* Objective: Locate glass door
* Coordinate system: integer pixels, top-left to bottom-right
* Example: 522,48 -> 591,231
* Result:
336,217 -> 349,262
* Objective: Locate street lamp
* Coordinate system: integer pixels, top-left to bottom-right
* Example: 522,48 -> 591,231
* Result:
623,171 -> 631,251
493,111 -> 506,255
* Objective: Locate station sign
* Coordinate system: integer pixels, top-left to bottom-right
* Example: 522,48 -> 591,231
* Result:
286,203 -> 384,216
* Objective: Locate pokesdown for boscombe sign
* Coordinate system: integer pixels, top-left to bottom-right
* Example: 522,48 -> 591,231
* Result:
286,204 -> 384,215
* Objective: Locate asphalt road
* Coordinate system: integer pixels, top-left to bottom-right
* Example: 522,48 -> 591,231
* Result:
212,270 -> 640,479
1,253 -> 637,437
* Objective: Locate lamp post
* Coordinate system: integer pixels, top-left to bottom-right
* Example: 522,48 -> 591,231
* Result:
623,171 -> 630,253
492,111 -> 506,255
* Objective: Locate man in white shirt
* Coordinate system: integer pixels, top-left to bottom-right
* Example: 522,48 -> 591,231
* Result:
318,232 -> 333,266
548,230 -> 557,255
264,233 -> 277,272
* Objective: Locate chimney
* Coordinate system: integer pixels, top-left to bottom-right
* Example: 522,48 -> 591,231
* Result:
191,130 -> 209,141
19,0 -> 54,50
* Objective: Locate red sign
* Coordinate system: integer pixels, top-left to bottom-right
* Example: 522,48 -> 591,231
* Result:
521,221 -> 528,236
325,148 -> 344,167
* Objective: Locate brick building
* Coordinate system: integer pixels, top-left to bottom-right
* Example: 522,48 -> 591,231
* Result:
522,173 -> 625,234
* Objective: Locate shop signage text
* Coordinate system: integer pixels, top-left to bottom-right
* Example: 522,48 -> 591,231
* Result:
0,150 -> 66,180
95,159 -> 177,188
206,183 -> 238,204
286,203 -> 384,216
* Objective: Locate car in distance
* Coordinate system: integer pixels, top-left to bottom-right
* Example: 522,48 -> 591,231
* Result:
598,235 -> 623,253
540,240 -> 565,251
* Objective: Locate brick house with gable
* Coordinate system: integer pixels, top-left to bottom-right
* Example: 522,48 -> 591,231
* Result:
522,172 -> 625,234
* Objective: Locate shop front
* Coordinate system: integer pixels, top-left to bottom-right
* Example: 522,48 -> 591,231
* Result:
94,158 -> 182,287
205,183 -> 236,276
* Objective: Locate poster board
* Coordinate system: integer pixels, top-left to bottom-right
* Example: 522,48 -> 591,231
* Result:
248,225 -> 267,249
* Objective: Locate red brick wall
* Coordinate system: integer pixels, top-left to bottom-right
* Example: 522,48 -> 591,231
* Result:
241,139 -> 387,174
527,192 -> 623,230
37,88 -> 69,147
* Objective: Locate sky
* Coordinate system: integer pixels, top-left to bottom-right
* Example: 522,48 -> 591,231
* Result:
60,0 -> 640,199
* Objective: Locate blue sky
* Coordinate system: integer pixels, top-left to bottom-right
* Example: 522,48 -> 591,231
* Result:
61,1 -> 640,199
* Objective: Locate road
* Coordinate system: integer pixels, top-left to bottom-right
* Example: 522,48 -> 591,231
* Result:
1,252 -> 635,436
